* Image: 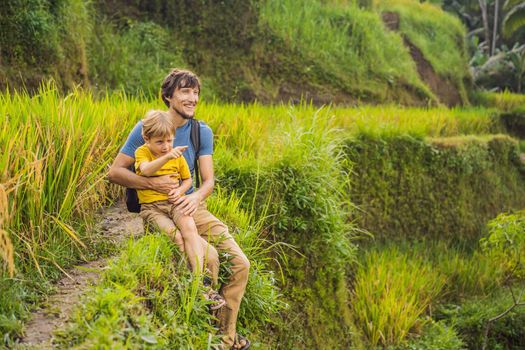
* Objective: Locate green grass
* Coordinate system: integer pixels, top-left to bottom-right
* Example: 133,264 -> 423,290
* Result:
2,0 -> 476,106
472,90 -> 525,112
0,85 -> 147,341
351,247 -> 447,347
378,0 -> 468,81
1,86 -> 523,347
87,19 -> 189,98
351,212 -> 525,349
55,189 -> 284,349
259,0 -> 431,102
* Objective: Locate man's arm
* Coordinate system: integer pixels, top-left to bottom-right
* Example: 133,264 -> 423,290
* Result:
171,155 -> 214,215
194,155 -> 215,200
108,153 -> 179,194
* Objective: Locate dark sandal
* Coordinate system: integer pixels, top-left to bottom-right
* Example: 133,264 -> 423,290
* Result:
232,335 -> 251,350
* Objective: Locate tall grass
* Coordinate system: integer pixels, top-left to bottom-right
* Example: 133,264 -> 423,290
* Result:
199,102 -> 498,167
352,247 -> 447,347
351,240 -> 508,348
472,90 -> 525,112
0,184 -> 14,277
0,84 -> 148,339
1,84 -> 146,273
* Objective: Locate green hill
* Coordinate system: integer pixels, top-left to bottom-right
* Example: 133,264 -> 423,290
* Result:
1,0 -> 471,105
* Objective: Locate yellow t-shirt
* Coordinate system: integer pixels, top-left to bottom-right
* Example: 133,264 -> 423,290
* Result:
135,145 -> 191,204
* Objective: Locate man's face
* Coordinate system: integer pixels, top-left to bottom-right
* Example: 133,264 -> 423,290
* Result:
168,86 -> 199,119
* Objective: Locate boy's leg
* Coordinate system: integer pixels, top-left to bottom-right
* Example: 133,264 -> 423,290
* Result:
140,202 -> 182,249
172,209 -> 205,274
192,202 -> 250,347
141,202 -> 219,282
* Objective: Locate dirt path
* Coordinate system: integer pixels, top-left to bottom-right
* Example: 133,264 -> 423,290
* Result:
16,200 -> 143,349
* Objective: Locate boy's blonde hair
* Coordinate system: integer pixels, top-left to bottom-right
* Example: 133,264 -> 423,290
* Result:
142,110 -> 175,139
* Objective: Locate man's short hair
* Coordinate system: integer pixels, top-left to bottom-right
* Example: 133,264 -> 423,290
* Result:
141,110 -> 175,139
161,69 -> 201,107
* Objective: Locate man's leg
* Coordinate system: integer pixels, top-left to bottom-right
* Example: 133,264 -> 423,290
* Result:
192,202 -> 250,347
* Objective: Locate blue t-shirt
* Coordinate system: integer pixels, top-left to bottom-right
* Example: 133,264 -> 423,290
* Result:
120,119 -> 213,194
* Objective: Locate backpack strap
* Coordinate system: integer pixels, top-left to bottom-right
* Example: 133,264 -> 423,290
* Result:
125,164 -> 141,213
190,119 -> 201,188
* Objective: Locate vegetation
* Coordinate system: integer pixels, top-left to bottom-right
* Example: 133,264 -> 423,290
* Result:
0,87 -> 519,346
2,0 -> 525,348
1,0 -> 474,105
55,189 -> 284,349
351,247 -> 447,347
345,133 -> 525,242
439,0 -> 525,92
376,0 -> 471,103
481,211 -> 525,279
259,0 -> 433,103
351,211 -> 525,349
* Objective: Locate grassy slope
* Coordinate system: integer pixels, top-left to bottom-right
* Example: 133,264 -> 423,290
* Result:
377,0 -> 471,98
2,88 -> 524,347
2,0 -> 470,105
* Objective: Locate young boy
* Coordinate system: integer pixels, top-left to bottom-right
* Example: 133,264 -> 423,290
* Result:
135,110 -> 225,310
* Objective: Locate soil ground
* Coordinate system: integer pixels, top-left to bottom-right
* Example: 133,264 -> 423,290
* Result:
15,200 -> 143,349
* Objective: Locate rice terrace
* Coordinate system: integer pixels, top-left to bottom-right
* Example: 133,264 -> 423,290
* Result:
2,0 -> 525,349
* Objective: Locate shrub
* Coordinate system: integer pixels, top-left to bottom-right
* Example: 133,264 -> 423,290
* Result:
480,211 -> 525,279
218,114 -> 359,348
88,19 -> 187,97
437,288 -> 525,350
393,319 -> 466,350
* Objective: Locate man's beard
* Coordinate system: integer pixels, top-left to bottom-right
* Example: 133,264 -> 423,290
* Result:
173,105 -> 194,120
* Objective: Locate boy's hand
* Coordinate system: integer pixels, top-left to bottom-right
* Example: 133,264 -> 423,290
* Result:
168,146 -> 188,159
169,188 -> 184,200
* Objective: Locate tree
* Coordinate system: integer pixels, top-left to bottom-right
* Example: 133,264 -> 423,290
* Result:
479,0 -> 492,52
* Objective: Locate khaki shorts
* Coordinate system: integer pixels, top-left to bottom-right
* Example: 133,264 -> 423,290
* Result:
139,200 -> 184,235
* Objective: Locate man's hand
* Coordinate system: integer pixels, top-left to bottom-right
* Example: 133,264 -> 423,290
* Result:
149,175 -> 180,194
170,191 -> 202,216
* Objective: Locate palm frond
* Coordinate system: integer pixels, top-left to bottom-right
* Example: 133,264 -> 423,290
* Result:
503,3 -> 525,38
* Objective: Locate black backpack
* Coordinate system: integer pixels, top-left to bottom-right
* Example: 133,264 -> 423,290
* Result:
125,119 -> 201,213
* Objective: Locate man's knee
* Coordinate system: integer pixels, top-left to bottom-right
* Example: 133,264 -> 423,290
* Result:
205,244 -> 219,265
234,254 -> 251,278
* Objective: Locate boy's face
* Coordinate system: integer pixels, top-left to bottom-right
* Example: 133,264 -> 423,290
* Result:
144,134 -> 174,157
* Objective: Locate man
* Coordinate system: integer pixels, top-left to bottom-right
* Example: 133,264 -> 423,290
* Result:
108,69 -> 251,350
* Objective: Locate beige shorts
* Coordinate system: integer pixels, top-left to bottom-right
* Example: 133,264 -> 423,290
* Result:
139,200 -> 184,235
